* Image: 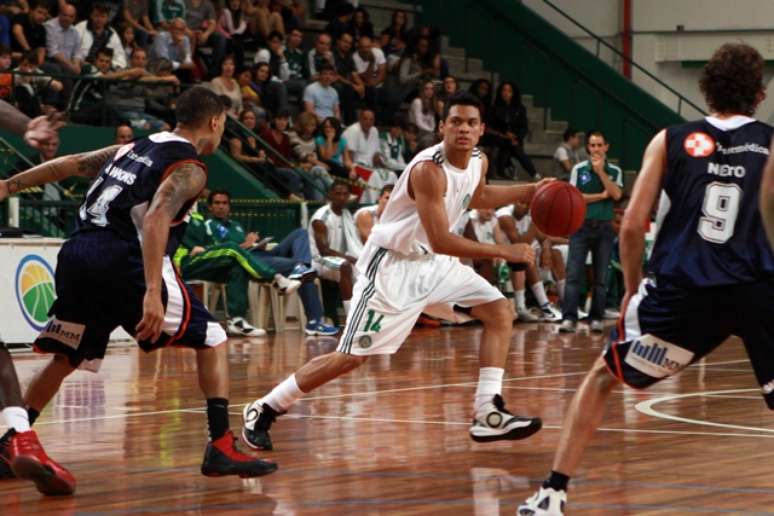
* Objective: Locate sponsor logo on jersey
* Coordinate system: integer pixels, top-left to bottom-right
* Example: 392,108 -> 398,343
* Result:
707,162 -> 746,178
15,255 -> 56,331
716,142 -> 769,156
624,334 -> 694,379
684,132 -> 715,158
41,318 -> 85,350
127,150 -> 154,167
358,335 -> 372,349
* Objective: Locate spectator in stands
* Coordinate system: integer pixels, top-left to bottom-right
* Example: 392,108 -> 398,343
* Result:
0,1 -> 27,48
152,0 -> 185,30
385,9 -> 408,43
0,46 -> 13,100
323,1 -> 352,43
237,66 -> 265,118
307,31 -> 333,81
316,116 -> 352,179
559,130 -> 623,334
309,180 -> 361,315
402,121 -> 419,162
291,110 -> 331,199
253,60 -> 288,115
488,80 -> 539,180
343,107 -> 397,203
208,54 -> 241,116
123,0 -> 156,49
332,31 -> 363,125
464,208 -> 506,285
246,0 -> 283,42
14,50 -> 62,116
553,127 -> 583,180
435,74 -> 457,118
115,121 -> 134,143
353,34 -> 385,119
118,22 -> 140,59
379,116 -> 406,175
409,79 -> 437,150
68,47 -> 140,118
76,3 -> 127,70
397,36 -> 439,101
382,29 -> 405,74
468,77 -> 492,121
260,108 -> 291,163
43,3 -> 79,74
150,17 -> 194,83
282,27 -> 306,96
354,183 -> 392,243
253,30 -> 288,82
218,0 -> 247,66
303,62 -> 339,122
11,0 -> 48,64
346,6 -> 373,41
184,0 -> 224,78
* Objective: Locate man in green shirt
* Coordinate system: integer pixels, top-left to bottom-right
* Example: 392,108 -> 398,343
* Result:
560,130 -> 623,333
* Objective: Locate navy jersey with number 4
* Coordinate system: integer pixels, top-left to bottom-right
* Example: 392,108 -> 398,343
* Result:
76,132 -> 205,254
648,116 -> 774,287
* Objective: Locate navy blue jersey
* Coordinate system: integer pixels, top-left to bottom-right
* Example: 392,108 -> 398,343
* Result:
648,117 -> 774,287
75,132 -> 205,255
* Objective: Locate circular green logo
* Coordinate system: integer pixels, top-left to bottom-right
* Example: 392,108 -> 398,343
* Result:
15,255 -> 56,331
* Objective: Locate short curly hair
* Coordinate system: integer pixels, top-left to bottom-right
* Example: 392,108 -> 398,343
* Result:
699,43 -> 764,116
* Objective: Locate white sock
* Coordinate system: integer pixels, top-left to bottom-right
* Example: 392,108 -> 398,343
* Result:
262,374 -> 304,412
474,367 -> 504,413
343,300 -> 351,314
531,282 -> 550,307
2,406 -> 30,433
557,279 -> 566,300
515,289 -> 526,310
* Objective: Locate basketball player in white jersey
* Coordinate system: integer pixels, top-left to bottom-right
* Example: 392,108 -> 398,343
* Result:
355,184 -> 393,243
242,92 -> 553,451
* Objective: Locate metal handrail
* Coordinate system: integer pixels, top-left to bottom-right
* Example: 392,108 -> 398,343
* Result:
539,0 -> 706,116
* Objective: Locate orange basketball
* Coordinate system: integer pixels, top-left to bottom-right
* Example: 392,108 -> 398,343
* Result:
529,181 -> 586,237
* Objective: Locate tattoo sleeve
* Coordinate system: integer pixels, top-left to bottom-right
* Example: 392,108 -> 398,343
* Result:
148,163 -> 208,219
75,145 -> 122,177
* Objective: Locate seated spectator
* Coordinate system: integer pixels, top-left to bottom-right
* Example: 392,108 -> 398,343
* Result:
246,0 -> 283,42
0,1 -> 27,48
290,110 -> 331,199
323,2 -> 352,43
409,79 -> 437,150
236,66 -> 265,118
352,35 -> 386,120
402,121 -> 419,162
253,30 -> 288,82
176,190 -> 302,337
259,109 -> 291,163
488,81 -> 539,180
282,27 -> 305,96
0,45 -> 12,100
218,0 -> 247,66
303,62 -> 339,122
75,3 -> 127,70
13,50 -> 62,117
307,31 -> 333,81
251,60 -> 286,116
118,21 -> 139,59
315,116 -> 352,179
553,127 -> 583,180
184,0 -> 224,79
382,29 -> 405,74
497,201 -> 562,322
354,183 -> 392,243
342,107 -> 397,203
115,120 -> 134,143
208,54 -> 241,116
309,181 -> 361,315
397,36 -> 440,101
43,3 -> 80,76
152,0 -> 185,30
331,31 -> 363,125
346,6 -> 373,41
379,116 -> 406,174
463,208 -> 507,285
435,74 -> 457,117
384,9 -> 408,43
150,17 -> 194,83
11,0 -> 48,64
123,0 -> 157,49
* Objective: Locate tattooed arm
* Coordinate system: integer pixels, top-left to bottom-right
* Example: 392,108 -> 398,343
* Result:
135,162 -> 207,342
0,145 -> 121,201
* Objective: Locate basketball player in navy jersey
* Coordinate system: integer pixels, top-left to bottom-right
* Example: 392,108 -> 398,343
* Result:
520,43 -> 774,515
0,87 -> 277,485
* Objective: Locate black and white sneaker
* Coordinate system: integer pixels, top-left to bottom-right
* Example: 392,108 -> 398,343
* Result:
518,487 -> 567,515
539,303 -> 562,322
469,394 -> 542,442
242,400 -> 283,451
227,317 -> 267,337
272,274 -> 301,295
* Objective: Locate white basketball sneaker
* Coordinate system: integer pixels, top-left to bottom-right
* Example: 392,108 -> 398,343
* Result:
518,487 -> 567,515
469,394 -> 542,442
539,303 -> 562,322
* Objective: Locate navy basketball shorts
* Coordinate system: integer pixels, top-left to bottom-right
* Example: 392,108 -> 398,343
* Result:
34,234 -> 227,372
603,277 -> 774,409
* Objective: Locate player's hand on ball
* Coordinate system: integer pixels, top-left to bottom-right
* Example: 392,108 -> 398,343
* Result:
136,290 -> 165,343
501,243 -> 535,266
532,177 -> 556,196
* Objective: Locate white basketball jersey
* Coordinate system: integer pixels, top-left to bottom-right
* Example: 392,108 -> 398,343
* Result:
354,204 -> 379,225
309,204 -> 352,258
469,210 -> 498,245
368,143 -> 483,256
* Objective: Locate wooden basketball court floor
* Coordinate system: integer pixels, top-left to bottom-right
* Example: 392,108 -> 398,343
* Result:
3,321 -> 774,515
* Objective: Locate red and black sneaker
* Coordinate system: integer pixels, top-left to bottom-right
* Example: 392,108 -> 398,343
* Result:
8,430 -> 76,496
0,430 -> 16,479
201,430 -> 278,478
